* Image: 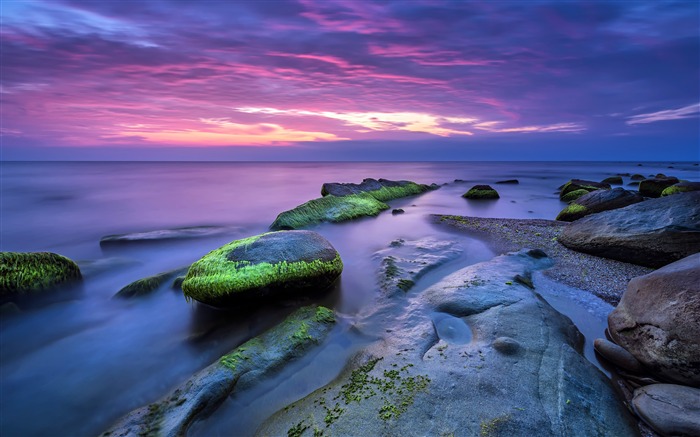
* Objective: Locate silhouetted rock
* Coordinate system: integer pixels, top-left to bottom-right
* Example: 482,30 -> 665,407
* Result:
639,176 -> 679,198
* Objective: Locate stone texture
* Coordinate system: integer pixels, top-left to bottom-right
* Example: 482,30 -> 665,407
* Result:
556,188 -> 644,222
594,338 -> 643,373
632,384 -> 700,436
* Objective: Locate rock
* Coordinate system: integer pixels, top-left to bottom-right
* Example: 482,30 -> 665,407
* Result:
270,193 -> 388,230
555,188 -> 644,222
100,305 -> 336,437
114,267 -> 189,299
392,208 -> 405,215
0,252 -> 81,302
462,184 -> 499,199
662,181 -> 700,197
561,189 -> 590,202
602,176 -> 623,185
559,179 -> 611,200
495,179 -> 519,184
608,253 -> 700,386
639,176 -> 679,198
593,338 -> 643,373
321,178 -> 435,201
630,174 -> 645,181
259,250 -> 637,436
627,181 -> 640,187
632,384 -> 700,436
374,238 -> 462,296
182,231 -> 343,308
559,192 -> 700,268
100,226 -> 236,247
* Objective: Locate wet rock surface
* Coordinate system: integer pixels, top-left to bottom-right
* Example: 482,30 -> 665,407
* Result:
99,226 -> 236,246
556,187 -> 644,222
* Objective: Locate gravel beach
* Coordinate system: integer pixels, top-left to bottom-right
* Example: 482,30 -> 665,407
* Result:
433,214 -> 654,305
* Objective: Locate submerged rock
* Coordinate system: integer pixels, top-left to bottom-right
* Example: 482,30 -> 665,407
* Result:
632,384 -> 700,436
182,231 -> 342,308
100,306 -> 336,437
630,174 -> 645,181
391,208 -> 405,215
638,176 -> 679,198
0,252 -> 81,302
555,188 -> 644,222
259,250 -> 637,436
608,253 -> 700,386
114,266 -> 189,299
495,179 -> 519,184
559,179 -> 611,200
462,184 -> 499,199
662,181 -> 700,197
601,176 -> 623,185
559,192 -> 700,268
100,226 -> 236,247
321,178 -> 434,201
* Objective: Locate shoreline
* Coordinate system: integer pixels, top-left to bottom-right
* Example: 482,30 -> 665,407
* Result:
432,214 -> 654,305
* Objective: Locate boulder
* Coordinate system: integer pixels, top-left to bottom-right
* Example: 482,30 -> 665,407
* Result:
593,338 -> 643,373
100,226 -> 235,247
608,253 -> 700,386
259,250 -> 637,436
182,231 -> 342,308
632,384 -> 700,436
601,176 -> 623,185
639,176 -> 679,198
114,266 -> 189,299
100,306 -> 336,437
495,179 -> 519,184
321,178 -> 434,201
391,208 -> 405,215
270,193 -> 388,230
559,192 -> 700,268
555,188 -> 644,222
559,179 -> 611,200
662,181 -> 700,197
630,174 -> 645,181
462,184 -> 499,199
0,252 -> 81,302
561,189 -> 590,202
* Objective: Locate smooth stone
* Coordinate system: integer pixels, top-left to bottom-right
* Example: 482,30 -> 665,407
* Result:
493,337 -> 521,355
632,384 -> 700,436
593,338 -> 643,373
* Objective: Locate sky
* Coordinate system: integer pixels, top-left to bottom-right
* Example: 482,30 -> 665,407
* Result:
1,0 -> 699,161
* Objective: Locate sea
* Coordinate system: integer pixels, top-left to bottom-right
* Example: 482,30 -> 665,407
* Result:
1,161 -> 698,436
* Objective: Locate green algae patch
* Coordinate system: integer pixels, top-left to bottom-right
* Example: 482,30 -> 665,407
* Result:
560,189 -> 589,202
270,193 -> 389,230
115,266 -> 189,299
0,252 -> 81,300
559,179 -> 610,200
555,203 -> 588,222
463,185 -> 500,200
661,182 -> 700,197
182,231 -> 343,307
362,182 -> 431,202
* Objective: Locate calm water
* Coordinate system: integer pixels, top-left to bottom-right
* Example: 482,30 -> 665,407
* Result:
1,161 -> 698,436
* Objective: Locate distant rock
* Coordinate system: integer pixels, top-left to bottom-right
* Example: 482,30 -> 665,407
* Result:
100,306 -> 336,437
627,181 -> 640,187
321,178 -> 435,201
630,174 -> 645,181
608,253 -> 700,386
601,176 -> 623,185
559,179 -> 610,200
555,188 -> 644,222
391,208 -> 405,215
632,384 -> 700,436
559,192 -> 700,268
462,184 -> 499,199
0,252 -> 81,303
639,176 -> 679,198
662,181 -> 700,197
182,231 -> 342,308
114,266 -> 189,299
495,179 -> 519,184
100,226 -> 236,247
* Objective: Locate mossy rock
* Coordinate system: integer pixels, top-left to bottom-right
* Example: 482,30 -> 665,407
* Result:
661,182 -> 700,197
560,189 -> 590,202
462,185 -> 499,200
320,178 -> 434,201
556,203 -> 588,221
639,177 -> 679,198
114,266 -> 189,299
559,179 -> 610,200
0,252 -> 81,302
556,188 -> 644,222
182,231 -> 343,308
270,193 -> 388,230
601,176 -> 623,185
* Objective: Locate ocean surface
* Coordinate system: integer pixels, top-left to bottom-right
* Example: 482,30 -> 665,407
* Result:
1,161 -> 698,436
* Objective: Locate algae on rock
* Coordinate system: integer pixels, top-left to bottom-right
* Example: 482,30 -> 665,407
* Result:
0,252 -> 82,301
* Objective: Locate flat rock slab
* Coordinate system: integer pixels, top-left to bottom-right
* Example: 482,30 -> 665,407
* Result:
559,192 -> 700,268
100,226 -> 237,246
258,250 -> 637,436
320,178 -> 434,200
632,384 -> 700,436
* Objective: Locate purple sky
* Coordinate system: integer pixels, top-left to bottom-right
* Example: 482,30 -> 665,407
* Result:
1,0 -> 699,160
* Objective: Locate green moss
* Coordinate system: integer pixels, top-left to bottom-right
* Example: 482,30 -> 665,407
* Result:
560,189 -> 588,202
182,233 -> 343,304
363,183 -> 429,202
270,193 -> 389,230
397,279 -> 415,291
555,203 -> 588,221
287,420 -> 310,437
0,252 -> 81,298
661,185 -> 692,196
463,188 -> 499,199
480,414 -> 511,436
314,306 -> 336,324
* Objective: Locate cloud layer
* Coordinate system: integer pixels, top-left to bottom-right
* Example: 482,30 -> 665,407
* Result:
1,0 -> 698,158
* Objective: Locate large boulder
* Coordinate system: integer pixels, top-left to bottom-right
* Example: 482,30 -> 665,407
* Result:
100,305 -> 336,437
608,253 -> 700,386
662,181 -> 700,197
556,188 -> 644,222
462,184 -> 499,199
639,176 -> 679,198
182,231 -> 342,308
632,384 -> 700,436
0,252 -> 81,302
559,192 -> 700,268
259,250 -> 637,436
559,179 -> 611,200
321,178 -> 434,201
